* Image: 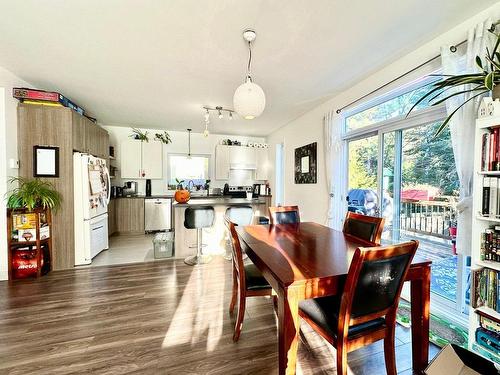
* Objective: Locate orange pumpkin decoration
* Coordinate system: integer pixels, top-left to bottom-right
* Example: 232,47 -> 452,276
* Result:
174,189 -> 190,203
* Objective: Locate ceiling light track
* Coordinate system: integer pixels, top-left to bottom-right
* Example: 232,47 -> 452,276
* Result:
202,106 -> 235,137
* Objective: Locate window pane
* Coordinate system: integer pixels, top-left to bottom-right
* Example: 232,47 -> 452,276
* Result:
399,122 -> 459,302
345,84 -> 435,132
347,135 -> 379,216
168,155 -> 209,187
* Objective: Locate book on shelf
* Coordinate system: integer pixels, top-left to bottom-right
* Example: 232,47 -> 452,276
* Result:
479,226 -> 500,262
471,268 -> 499,312
480,127 -> 500,171
480,313 -> 500,334
480,176 -> 500,217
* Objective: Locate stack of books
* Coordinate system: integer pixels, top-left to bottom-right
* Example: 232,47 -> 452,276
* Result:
480,226 -> 500,263
13,88 -> 85,115
481,128 -> 500,171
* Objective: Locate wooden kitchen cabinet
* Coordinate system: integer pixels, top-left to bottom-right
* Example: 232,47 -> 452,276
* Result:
108,199 -> 117,236
120,139 -> 163,179
18,104 -> 109,270
115,198 -> 145,234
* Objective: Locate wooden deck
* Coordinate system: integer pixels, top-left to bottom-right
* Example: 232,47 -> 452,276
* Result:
0,258 -> 439,374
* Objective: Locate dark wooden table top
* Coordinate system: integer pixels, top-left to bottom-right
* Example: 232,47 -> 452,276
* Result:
236,222 -> 431,288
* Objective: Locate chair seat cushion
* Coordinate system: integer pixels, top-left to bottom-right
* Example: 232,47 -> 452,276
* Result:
244,263 -> 271,291
299,295 -> 385,338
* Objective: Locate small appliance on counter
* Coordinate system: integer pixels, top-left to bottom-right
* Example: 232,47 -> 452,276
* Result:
110,186 -> 118,199
123,181 -> 138,197
146,179 -> 152,197
116,186 -> 123,197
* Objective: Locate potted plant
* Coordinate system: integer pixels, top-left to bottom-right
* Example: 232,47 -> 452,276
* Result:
6,177 -> 62,212
154,131 -> 172,145
407,28 -> 500,136
5,177 -> 62,279
130,128 -> 149,142
174,178 -> 190,203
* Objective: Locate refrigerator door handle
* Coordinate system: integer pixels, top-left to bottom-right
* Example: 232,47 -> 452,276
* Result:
105,166 -> 111,205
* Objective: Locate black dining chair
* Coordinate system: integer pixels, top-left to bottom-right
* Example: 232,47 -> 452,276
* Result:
299,240 -> 419,375
224,215 -> 272,342
343,211 -> 385,244
268,205 -> 300,224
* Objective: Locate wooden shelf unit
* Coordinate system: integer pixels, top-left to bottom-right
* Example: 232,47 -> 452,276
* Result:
7,208 -> 53,280
469,115 -> 500,364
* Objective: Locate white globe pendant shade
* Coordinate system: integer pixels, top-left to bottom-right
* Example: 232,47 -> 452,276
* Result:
233,78 -> 266,120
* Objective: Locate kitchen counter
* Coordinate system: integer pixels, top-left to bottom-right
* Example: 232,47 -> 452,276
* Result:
173,197 -> 266,207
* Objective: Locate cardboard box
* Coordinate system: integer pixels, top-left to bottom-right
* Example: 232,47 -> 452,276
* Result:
426,344 -> 498,375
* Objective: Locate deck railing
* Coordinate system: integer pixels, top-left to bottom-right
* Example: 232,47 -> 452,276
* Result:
399,198 -> 456,240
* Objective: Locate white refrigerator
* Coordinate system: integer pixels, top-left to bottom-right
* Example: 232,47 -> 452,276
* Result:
74,153 -> 110,265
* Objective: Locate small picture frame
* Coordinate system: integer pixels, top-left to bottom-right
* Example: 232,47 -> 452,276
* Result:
33,146 -> 59,178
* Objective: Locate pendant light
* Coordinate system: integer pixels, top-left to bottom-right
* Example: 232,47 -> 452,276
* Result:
233,29 -> 266,120
187,128 -> 192,158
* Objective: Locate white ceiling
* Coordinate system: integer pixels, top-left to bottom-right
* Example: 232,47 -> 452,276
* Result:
0,0 -> 495,136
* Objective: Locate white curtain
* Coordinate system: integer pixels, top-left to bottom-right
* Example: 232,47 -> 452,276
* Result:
324,111 -> 346,230
441,19 -> 494,255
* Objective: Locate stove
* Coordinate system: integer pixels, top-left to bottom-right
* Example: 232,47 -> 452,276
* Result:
225,185 -> 253,198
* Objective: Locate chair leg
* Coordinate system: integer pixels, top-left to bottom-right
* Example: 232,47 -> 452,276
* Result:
229,269 -> 238,315
384,325 -> 397,375
233,291 -> 246,342
336,344 -> 348,375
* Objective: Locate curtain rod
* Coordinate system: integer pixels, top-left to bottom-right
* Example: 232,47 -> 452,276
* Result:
335,40 -> 466,114
336,21 -> 500,114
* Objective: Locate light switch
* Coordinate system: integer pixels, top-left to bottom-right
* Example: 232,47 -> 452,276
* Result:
9,159 -> 19,169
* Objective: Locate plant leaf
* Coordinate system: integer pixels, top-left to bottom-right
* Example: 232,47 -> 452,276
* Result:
476,56 -> 484,70
485,72 -> 495,90
434,90 -> 489,137
432,85 -> 484,106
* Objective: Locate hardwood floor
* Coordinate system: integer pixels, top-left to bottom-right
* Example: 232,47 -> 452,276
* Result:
0,258 -> 439,374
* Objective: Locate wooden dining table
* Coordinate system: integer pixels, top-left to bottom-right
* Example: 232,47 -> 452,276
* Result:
236,222 -> 432,375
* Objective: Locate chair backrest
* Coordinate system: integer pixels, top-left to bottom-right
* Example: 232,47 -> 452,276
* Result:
337,241 -> 418,336
269,206 -> 300,225
225,206 -> 253,227
342,212 -> 385,244
184,206 -> 215,229
224,215 -> 246,289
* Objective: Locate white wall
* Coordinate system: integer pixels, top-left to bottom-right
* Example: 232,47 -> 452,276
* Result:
267,3 -> 500,224
103,125 -> 266,195
0,66 -> 34,280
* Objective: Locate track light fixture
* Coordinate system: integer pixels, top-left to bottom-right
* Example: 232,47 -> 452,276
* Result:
201,106 -> 235,137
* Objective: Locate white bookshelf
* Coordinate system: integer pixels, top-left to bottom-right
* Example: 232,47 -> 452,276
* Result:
469,115 -> 500,365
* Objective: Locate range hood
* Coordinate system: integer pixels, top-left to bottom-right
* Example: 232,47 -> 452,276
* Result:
230,163 -> 257,170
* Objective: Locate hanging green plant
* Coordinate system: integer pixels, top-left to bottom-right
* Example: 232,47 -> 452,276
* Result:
155,131 -> 172,144
130,128 -> 149,142
6,177 -> 62,212
407,27 -> 500,137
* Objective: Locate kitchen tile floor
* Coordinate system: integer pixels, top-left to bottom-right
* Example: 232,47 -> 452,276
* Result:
91,234 -> 156,266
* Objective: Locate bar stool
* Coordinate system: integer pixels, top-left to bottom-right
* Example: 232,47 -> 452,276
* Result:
224,206 -> 253,261
184,206 -> 215,266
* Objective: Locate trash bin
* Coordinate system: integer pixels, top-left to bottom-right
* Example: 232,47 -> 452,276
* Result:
153,232 -> 174,259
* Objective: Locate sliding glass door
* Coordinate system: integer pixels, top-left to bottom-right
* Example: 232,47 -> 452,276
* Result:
344,88 -> 470,326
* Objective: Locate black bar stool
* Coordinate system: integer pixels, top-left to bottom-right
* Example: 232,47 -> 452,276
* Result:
184,206 -> 215,266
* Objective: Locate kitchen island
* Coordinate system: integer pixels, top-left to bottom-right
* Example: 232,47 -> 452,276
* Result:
173,196 -> 271,259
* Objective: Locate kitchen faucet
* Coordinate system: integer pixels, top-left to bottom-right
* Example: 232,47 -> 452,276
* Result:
187,180 -> 195,191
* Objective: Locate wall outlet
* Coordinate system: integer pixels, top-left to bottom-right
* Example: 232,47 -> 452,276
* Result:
8,159 -> 19,169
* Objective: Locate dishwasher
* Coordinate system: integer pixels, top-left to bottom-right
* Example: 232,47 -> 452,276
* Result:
145,198 -> 172,232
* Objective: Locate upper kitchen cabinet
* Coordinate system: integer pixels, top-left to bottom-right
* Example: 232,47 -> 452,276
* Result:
229,146 -> 256,167
255,148 -> 270,180
215,145 -> 269,180
71,111 -> 109,159
120,139 -> 163,179
215,145 -> 230,180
